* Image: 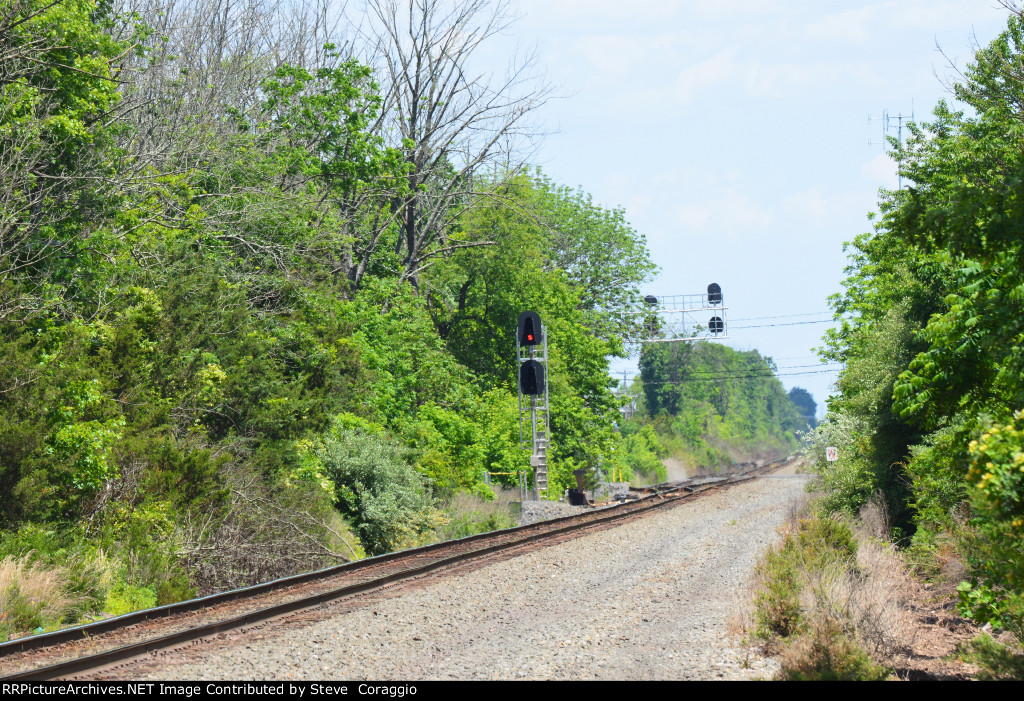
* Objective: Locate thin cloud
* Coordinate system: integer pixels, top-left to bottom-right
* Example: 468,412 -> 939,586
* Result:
861,152 -> 899,188
670,189 -> 775,240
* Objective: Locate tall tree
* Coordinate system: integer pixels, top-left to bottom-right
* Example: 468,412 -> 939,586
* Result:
816,3 -> 1024,644
0,0 -> 141,319
787,387 -> 817,427
363,0 -> 552,286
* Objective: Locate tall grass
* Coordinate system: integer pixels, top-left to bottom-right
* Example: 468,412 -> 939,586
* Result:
0,555 -> 85,639
741,506 -> 918,680
435,489 -> 518,541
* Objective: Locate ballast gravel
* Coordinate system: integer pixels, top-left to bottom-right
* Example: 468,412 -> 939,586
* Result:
517,499 -> 589,525
134,474 -> 809,681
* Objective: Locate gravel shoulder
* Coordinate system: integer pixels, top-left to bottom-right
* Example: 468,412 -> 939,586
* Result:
128,474 -> 809,681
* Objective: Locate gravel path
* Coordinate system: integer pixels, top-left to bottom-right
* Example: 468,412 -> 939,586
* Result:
132,474 -> 808,681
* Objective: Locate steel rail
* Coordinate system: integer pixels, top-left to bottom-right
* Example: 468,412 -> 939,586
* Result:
0,456 -> 795,681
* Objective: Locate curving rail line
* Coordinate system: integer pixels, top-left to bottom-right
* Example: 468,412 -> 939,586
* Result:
0,455 -> 797,681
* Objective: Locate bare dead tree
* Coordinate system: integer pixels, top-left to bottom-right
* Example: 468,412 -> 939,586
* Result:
93,1 -> 340,274
113,0 -> 350,169
360,0 -> 553,287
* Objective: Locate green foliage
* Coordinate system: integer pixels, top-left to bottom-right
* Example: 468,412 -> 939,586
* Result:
788,387 -> 817,428
424,173 -> 637,495
638,341 -> 803,467
0,582 -> 42,637
313,419 -> 443,556
617,423 -> 667,482
524,170 -> 659,342
959,635 -> 1024,680
751,515 -> 894,681
0,0 -> 151,330
104,582 -> 157,617
402,402 -> 487,495
778,619 -> 891,682
0,525 -> 108,616
816,8 -> 1024,647
952,411 -> 1024,644
803,414 -> 879,516
904,419 -> 971,533
0,0 -> 663,631
753,516 -> 859,644
260,52 -> 407,196
755,546 -> 804,640
435,492 -> 517,541
967,412 -> 1024,535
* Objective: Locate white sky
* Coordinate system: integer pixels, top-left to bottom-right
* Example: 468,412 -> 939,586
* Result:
482,0 -> 1012,416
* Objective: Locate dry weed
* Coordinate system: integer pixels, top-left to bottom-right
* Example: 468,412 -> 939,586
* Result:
435,487 -> 519,541
778,617 -> 890,681
785,491 -> 813,525
852,537 -> 918,659
446,488 -> 519,520
746,502 -> 921,678
728,587 -> 756,638
0,555 -> 83,634
857,491 -> 891,541
792,527 -> 917,664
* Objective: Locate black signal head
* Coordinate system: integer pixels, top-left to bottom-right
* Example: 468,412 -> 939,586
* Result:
517,311 -> 543,346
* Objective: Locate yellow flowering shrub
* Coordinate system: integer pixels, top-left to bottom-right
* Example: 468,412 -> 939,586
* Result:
967,410 -> 1024,533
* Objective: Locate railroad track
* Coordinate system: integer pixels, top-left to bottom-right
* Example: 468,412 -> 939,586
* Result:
0,455 -> 797,681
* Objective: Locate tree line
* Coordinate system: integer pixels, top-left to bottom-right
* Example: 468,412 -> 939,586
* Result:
625,341 -> 809,473
810,2 -> 1024,667
0,0 -> 660,633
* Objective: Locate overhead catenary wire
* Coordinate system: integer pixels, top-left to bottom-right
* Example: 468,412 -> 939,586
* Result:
616,363 -> 843,378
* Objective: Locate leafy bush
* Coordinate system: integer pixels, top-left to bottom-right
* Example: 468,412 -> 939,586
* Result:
754,545 -> 804,641
748,508 -> 922,680
617,423 -> 666,483
753,516 -> 859,644
315,418 -> 444,555
104,582 -> 157,617
956,412 -> 1024,645
803,413 -> 880,517
959,635 -> 1024,680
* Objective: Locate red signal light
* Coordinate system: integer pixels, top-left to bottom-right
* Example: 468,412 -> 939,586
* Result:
527,334 -> 534,341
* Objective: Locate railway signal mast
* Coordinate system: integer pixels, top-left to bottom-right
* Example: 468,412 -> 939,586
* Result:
635,283 -> 728,343
517,311 -> 550,500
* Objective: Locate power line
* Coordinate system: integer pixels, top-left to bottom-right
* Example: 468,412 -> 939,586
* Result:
730,319 -> 836,329
729,312 -> 832,322
654,363 -> 842,376
639,369 -> 842,385
613,363 -> 842,380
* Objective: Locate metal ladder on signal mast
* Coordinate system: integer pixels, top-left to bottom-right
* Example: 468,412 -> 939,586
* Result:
532,429 -> 548,495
